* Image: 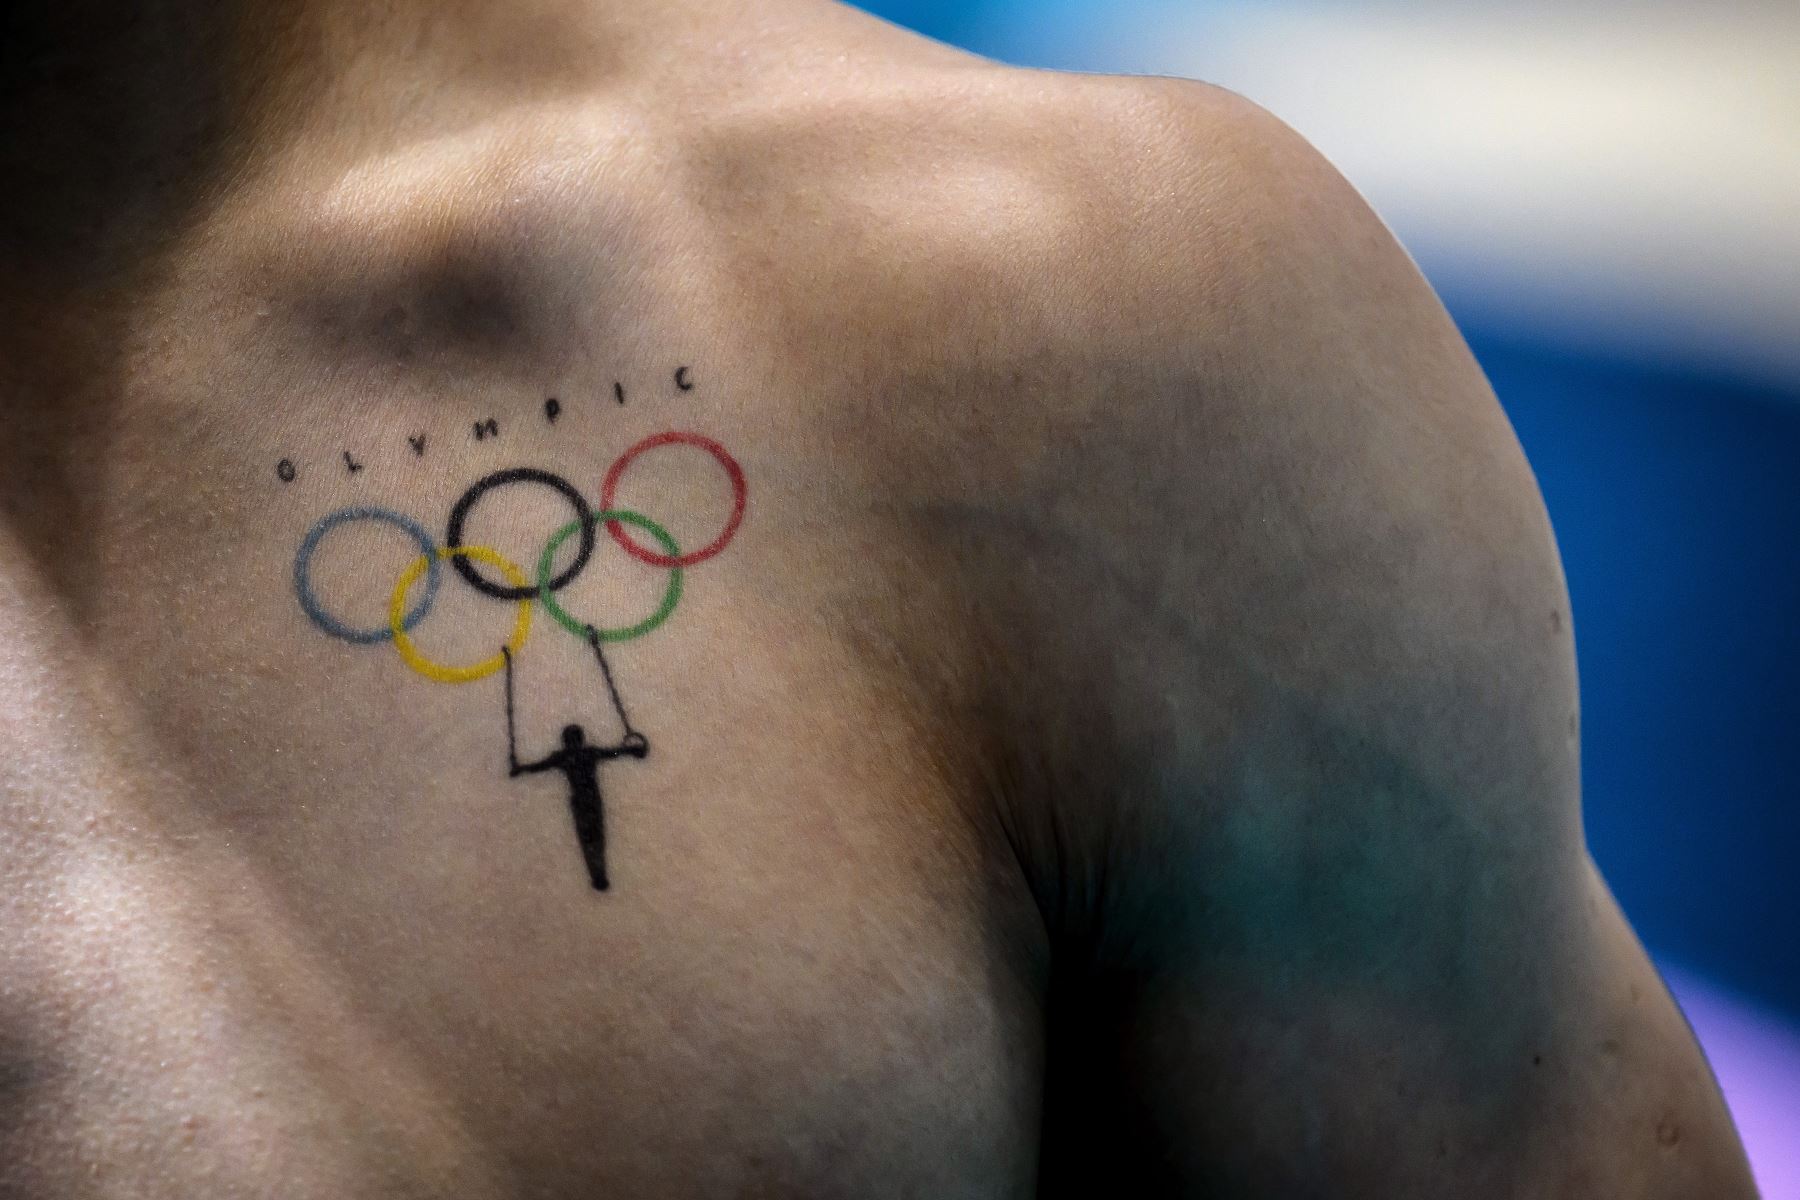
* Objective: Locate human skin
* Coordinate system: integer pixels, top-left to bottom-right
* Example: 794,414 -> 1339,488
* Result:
0,1 -> 1757,1196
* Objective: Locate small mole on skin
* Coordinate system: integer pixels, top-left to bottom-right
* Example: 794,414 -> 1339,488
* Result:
1532,1055 -> 1543,1067
1600,1038 -> 1621,1056
1656,1114 -> 1681,1147
1550,609 -> 1563,634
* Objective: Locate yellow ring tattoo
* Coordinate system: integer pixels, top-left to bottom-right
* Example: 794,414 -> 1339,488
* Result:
389,545 -> 532,684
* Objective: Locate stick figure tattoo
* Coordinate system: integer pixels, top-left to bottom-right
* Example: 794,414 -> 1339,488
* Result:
504,642 -> 647,891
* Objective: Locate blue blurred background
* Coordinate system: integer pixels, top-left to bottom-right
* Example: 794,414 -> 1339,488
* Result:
853,0 -> 1799,1190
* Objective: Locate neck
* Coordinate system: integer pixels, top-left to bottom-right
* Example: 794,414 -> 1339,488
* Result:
0,0 -> 735,289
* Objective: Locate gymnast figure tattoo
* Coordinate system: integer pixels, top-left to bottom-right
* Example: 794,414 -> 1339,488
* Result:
504,640 -> 646,890
290,427 -> 748,892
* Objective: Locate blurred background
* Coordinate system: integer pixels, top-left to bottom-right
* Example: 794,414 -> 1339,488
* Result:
852,0 -> 1800,1191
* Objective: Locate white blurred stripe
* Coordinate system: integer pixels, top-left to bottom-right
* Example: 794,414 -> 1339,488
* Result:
977,2 -> 1800,387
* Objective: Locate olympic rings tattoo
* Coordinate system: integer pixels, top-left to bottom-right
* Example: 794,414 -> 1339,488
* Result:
291,431 -> 746,684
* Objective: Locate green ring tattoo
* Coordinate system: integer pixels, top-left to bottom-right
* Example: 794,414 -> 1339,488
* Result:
537,509 -> 683,643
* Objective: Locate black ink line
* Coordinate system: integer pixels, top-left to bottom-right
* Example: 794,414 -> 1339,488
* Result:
277,458 -> 297,482
408,434 -> 427,456
613,381 -> 626,405
545,397 -> 561,424
503,644 -> 519,769
473,417 -> 499,441
343,451 -> 363,474
674,366 -> 694,392
586,628 -> 637,739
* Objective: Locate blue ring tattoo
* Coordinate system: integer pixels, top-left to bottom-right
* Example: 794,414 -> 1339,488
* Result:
295,506 -> 442,644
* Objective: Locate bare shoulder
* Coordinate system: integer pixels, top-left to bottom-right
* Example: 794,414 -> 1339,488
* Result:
661,46 -> 1755,1194
682,55 -> 1558,686
665,55 -> 1587,843
744,61 -> 1757,1200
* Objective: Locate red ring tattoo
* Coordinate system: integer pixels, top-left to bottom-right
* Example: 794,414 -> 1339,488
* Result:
600,431 -> 746,568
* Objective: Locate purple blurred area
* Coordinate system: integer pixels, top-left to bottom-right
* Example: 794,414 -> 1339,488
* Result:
1667,964 -> 1800,1198
860,0 -> 1799,1188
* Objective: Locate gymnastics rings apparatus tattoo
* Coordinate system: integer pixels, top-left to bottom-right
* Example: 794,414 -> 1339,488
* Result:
291,431 -> 746,679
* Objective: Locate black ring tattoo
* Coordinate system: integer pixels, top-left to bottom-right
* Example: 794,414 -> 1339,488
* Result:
444,467 -> 596,600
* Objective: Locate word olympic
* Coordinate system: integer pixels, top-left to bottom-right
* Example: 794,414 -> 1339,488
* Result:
275,367 -> 699,483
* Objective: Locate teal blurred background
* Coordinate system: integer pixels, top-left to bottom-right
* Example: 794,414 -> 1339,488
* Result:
853,1 -> 1800,1190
